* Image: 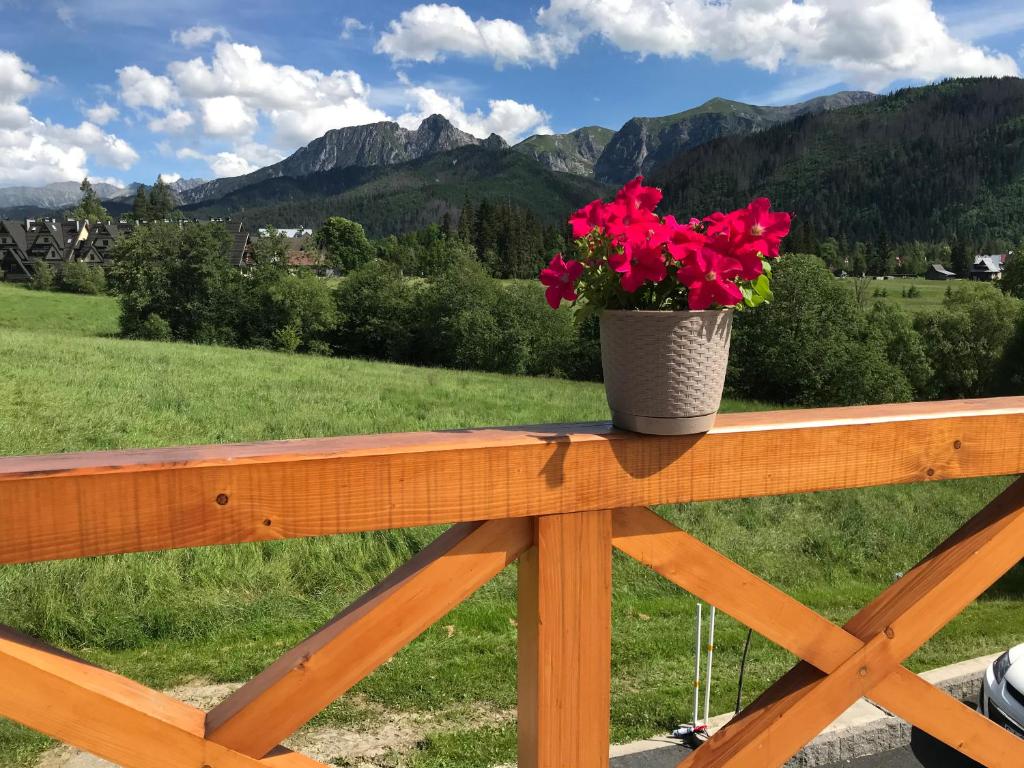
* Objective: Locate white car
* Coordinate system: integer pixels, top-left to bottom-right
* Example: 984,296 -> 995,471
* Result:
980,645 -> 1024,737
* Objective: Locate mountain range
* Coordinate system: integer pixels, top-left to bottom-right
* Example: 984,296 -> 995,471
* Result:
4,79 -> 1024,249
0,177 -> 206,212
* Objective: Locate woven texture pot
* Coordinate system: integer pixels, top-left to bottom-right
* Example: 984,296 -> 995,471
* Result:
600,309 -> 733,435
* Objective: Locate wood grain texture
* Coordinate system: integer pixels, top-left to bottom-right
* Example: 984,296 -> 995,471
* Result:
518,510 -> 612,768
616,500 -> 1024,768
0,625 -> 325,768
3,398 -> 1024,564
206,518 -> 532,757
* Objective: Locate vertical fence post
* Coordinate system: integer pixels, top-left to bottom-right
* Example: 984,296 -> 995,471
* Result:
517,509 -> 612,768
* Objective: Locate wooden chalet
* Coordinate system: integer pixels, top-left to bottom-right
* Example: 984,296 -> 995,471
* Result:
0,220 -> 31,282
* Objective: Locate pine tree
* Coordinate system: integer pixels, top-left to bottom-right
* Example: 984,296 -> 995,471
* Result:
132,185 -> 151,221
70,177 -> 109,222
149,175 -> 175,220
456,197 -> 475,242
950,237 -> 971,277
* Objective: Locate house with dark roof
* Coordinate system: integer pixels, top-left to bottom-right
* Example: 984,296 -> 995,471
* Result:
925,263 -> 956,280
0,220 -> 32,282
970,255 -> 1003,281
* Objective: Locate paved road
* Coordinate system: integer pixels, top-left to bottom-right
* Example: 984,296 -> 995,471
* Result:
819,729 -> 983,768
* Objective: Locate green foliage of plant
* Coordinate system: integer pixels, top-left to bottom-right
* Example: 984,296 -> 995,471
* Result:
314,216 -> 374,273
59,262 -> 107,295
29,261 -> 54,291
333,259 -> 418,361
914,282 -> 1023,398
69,177 -> 109,222
866,302 -> 933,398
728,254 -> 913,406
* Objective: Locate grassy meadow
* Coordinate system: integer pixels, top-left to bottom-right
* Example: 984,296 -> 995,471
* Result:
846,276 -> 959,313
0,282 -> 1021,767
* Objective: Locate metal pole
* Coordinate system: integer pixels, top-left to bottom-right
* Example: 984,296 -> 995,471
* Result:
703,606 -> 716,725
693,602 -> 702,727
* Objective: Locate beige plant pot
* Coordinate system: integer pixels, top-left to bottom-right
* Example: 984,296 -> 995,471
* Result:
600,309 -> 733,435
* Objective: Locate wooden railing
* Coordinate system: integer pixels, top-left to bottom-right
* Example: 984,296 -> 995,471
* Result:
3,397 -> 1024,767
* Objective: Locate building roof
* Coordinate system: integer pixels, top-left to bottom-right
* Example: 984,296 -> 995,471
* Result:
972,255 -> 1003,273
0,220 -> 28,253
928,263 -> 956,276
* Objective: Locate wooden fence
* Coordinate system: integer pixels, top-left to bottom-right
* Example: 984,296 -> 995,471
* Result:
3,397 -> 1024,767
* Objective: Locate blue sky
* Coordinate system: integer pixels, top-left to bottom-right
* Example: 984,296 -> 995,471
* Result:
0,0 -> 1023,188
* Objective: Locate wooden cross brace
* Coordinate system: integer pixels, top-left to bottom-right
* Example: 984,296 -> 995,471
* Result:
612,476 -> 1024,768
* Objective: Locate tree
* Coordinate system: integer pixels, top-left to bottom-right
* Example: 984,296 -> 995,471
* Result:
59,262 -> 107,295
1000,248 -> 1024,299
950,237 -> 971,277
70,178 -> 109,222
30,262 -> 55,291
728,254 -> 913,406
131,185 -> 151,221
313,217 -> 373,273
148,176 -> 175,220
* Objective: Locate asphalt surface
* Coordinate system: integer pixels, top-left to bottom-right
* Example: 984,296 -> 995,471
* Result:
814,728 -> 983,768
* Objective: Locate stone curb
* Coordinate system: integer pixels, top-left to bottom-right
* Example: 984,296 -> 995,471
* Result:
609,653 -> 1000,768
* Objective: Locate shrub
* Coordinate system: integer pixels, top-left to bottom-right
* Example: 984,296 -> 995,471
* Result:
866,302 -> 932,398
30,262 -> 54,291
907,284 -> 921,299
729,254 -> 912,406
60,262 -> 107,295
333,260 -> 418,361
913,283 -> 1022,398
137,313 -> 172,341
314,217 -> 373,273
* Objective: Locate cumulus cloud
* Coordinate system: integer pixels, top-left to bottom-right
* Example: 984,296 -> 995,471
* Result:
148,108 -> 194,133
376,0 -> 1019,88
158,172 -> 182,183
376,3 -> 563,66
199,95 -> 258,136
398,86 -> 551,143
177,141 -> 283,178
118,65 -> 179,110
0,50 -> 138,186
172,25 -> 229,48
85,102 -> 119,125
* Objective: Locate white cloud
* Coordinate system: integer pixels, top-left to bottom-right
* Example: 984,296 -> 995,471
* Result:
0,50 -> 138,186
158,172 -> 181,183
56,4 -> 74,26
118,65 -> 179,110
340,17 -> 366,40
85,102 -> 119,125
376,3 -> 562,66
172,25 -> 228,48
398,86 -> 550,143
199,95 -> 257,136
376,0 -> 1019,89
176,141 -> 283,178
148,108 -> 194,133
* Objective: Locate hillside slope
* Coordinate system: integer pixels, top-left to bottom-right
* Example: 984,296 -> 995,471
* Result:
183,143 -> 611,235
513,126 -> 614,176
652,77 -> 1024,245
596,91 -> 877,184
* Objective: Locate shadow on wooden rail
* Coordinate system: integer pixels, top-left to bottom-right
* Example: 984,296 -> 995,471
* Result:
1,397 -> 1024,768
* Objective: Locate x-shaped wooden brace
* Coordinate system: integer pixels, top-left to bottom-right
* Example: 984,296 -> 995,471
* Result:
612,476 -> 1024,768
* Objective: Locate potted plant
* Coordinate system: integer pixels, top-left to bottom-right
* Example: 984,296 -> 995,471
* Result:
539,177 -> 791,435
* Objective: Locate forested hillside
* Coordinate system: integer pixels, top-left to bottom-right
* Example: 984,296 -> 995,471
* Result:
654,77 -> 1024,247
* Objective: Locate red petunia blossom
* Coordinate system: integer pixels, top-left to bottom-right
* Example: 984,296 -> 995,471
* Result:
609,239 -> 668,293
569,199 -> 609,239
677,248 -> 743,310
539,253 -> 584,309
733,197 -> 791,258
663,215 -> 707,263
616,176 -> 663,213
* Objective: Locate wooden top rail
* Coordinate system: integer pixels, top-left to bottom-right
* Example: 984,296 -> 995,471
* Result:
2,397 -> 1023,565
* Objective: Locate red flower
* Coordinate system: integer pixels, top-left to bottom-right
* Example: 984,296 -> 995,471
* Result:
677,248 -> 743,310
615,176 -> 663,213
705,198 -> 791,278
569,199 -> 608,239
609,240 -> 667,293
663,215 -> 707,263
539,254 -> 584,309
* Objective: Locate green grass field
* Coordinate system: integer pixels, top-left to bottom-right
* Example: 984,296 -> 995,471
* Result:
0,282 -> 1021,767
848,276 -> 962,314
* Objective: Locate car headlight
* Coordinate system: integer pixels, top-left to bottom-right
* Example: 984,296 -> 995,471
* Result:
994,651 -> 1012,685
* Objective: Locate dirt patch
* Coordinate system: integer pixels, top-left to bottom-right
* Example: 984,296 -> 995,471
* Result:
35,680 -> 514,768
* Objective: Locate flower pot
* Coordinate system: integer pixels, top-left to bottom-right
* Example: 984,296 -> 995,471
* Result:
600,309 -> 733,435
